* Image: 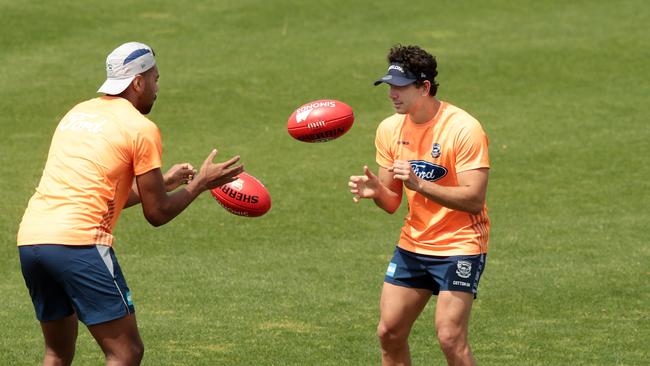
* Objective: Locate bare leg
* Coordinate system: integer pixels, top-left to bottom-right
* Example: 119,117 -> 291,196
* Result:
41,313 -> 78,366
87,314 -> 144,366
435,291 -> 476,366
377,283 -> 432,366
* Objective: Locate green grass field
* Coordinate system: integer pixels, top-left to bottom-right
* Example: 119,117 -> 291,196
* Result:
1,0 -> 648,364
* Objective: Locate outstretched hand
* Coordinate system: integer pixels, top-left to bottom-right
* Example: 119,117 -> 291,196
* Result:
193,149 -> 244,192
348,165 -> 381,203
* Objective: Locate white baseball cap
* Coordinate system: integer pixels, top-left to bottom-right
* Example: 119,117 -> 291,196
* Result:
97,42 -> 156,95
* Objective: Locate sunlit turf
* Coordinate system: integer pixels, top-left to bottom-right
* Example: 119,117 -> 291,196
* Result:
1,0 -> 648,364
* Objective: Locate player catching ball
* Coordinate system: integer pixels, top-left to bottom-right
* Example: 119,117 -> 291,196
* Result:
349,44 -> 490,366
16,42 -> 243,365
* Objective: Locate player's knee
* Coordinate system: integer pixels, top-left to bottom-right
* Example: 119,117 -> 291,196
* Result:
130,339 -> 145,364
377,322 -> 407,349
436,325 -> 466,354
44,346 -> 75,365
105,340 -> 144,365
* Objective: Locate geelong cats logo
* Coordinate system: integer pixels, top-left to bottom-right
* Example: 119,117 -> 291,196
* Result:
456,261 -> 472,279
431,143 -> 441,158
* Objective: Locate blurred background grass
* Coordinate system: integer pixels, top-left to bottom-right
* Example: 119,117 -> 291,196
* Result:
1,0 -> 648,364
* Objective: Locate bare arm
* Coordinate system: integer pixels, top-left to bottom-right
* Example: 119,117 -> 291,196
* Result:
391,159 -> 488,215
125,186 -> 141,208
124,163 -> 196,208
348,165 -> 403,214
136,149 -> 244,226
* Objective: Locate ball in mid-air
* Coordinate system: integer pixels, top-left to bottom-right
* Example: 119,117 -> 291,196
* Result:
210,172 -> 271,217
287,99 -> 354,142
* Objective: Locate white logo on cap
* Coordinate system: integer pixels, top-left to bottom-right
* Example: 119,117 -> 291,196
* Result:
382,75 -> 393,80
388,65 -> 404,73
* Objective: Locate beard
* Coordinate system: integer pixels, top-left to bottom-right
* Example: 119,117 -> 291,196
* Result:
139,94 -> 157,115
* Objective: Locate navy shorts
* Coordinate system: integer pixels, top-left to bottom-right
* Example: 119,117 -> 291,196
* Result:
384,247 -> 487,297
19,244 -> 135,325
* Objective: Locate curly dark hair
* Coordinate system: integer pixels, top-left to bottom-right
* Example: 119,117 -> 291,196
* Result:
387,44 -> 439,96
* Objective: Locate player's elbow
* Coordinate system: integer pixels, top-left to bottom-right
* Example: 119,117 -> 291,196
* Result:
144,214 -> 167,227
142,207 -> 171,227
384,206 -> 399,214
380,201 -> 401,214
465,198 -> 485,215
467,206 -> 483,215
149,219 -> 166,227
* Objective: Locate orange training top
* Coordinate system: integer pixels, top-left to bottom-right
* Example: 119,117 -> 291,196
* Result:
375,101 -> 490,256
17,96 -> 162,247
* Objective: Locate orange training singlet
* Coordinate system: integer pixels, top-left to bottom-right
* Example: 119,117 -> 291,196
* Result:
375,101 -> 490,256
17,96 -> 162,247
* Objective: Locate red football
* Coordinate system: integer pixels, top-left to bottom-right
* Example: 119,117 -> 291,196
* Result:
210,172 -> 271,217
287,99 -> 354,142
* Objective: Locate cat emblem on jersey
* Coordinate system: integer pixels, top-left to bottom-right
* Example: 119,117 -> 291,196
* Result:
431,143 -> 441,158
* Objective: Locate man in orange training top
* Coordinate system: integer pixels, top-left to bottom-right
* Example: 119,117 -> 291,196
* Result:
17,42 -> 244,366
349,44 -> 490,366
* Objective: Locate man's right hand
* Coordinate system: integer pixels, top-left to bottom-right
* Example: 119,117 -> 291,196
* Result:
349,165 -> 381,203
349,165 -> 403,214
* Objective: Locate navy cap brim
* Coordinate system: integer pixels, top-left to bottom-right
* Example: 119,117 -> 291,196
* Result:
373,74 -> 417,86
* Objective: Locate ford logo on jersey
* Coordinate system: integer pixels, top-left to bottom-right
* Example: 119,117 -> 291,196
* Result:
409,160 -> 448,182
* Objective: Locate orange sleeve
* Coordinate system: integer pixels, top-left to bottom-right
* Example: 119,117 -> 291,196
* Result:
132,121 -> 162,176
454,120 -> 489,173
375,120 -> 394,168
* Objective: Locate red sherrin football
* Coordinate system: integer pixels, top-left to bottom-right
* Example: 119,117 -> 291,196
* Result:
287,99 -> 354,142
210,172 -> 271,217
